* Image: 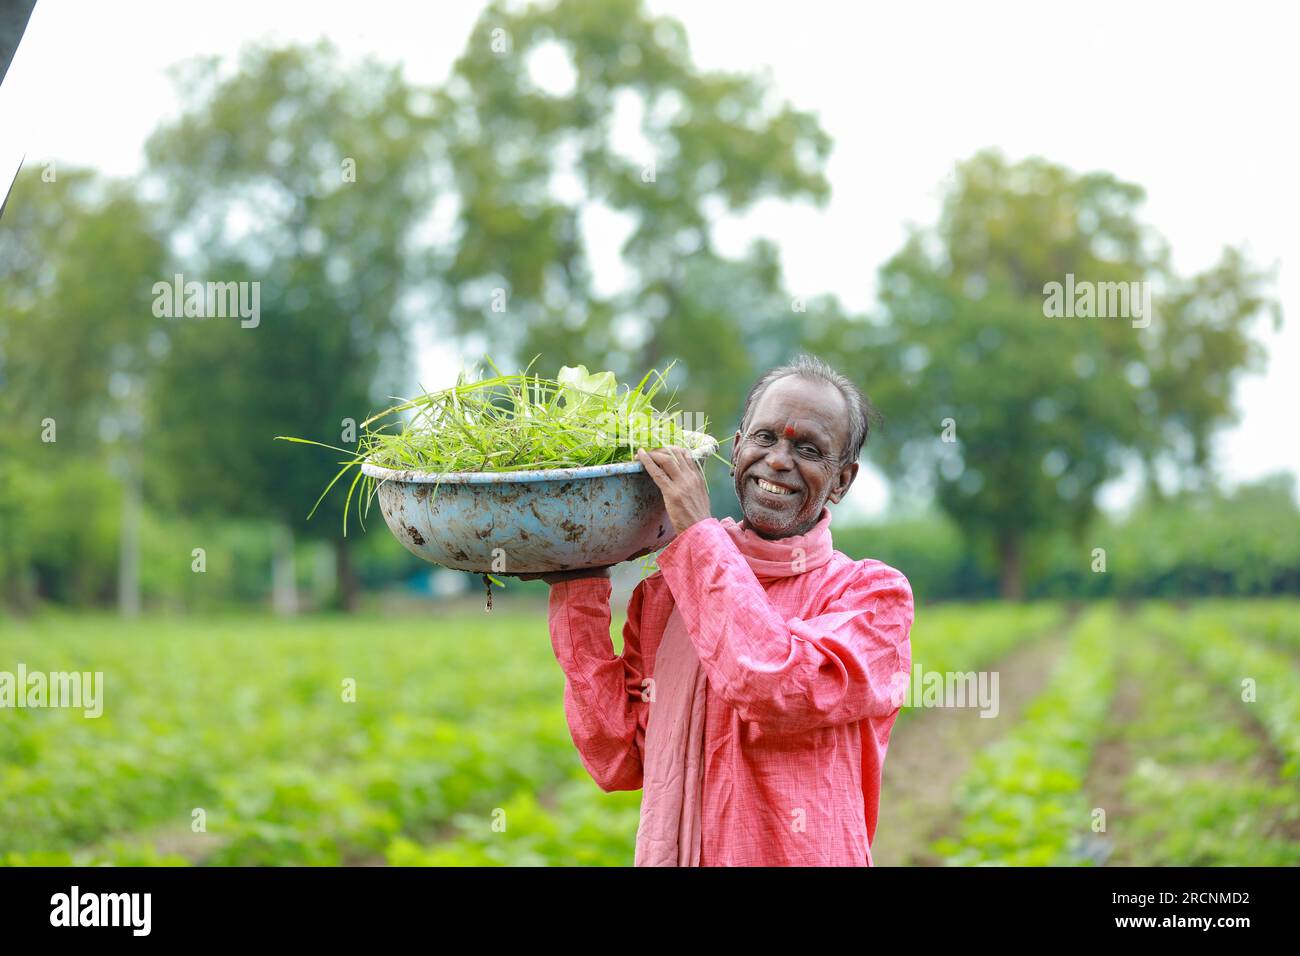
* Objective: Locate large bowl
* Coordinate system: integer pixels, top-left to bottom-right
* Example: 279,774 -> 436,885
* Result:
360,433 -> 718,574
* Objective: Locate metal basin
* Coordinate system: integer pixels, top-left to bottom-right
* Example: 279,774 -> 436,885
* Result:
360,433 -> 718,574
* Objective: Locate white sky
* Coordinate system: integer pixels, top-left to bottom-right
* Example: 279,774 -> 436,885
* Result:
3,0 -> 1297,518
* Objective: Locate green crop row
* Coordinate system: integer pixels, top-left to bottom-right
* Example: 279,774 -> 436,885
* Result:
1144,605 -> 1300,778
896,601 -> 1066,725
4,600 -> 1294,866
1191,598 -> 1300,653
931,604 -> 1119,865
911,601 -> 1066,675
1106,615 -> 1300,865
385,777 -> 641,867
0,611 -> 584,865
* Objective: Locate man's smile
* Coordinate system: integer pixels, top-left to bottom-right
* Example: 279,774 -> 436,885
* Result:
753,476 -> 800,499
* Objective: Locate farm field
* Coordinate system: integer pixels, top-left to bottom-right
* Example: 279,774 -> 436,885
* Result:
2,599 -> 1298,866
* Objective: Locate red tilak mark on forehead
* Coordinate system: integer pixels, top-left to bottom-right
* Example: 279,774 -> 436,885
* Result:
783,425 -> 796,438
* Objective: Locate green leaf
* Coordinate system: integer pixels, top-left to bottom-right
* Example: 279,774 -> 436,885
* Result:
556,365 -> 616,409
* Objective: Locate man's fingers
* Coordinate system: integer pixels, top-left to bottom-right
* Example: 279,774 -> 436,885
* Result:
669,446 -> 700,484
652,447 -> 683,481
639,446 -> 698,485
637,448 -> 668,484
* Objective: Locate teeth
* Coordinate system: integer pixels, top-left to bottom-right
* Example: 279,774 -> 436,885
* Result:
757,478 -> 792,496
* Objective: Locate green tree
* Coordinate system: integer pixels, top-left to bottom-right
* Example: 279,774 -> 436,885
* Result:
143,42 -> 438,610
0,168 -> 165,451
818,150 -> 1279,599
0,168 -> 168,610
428,0 -> 836,462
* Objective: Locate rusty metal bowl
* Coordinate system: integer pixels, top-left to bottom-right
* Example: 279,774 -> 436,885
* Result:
360,433 -> 718,574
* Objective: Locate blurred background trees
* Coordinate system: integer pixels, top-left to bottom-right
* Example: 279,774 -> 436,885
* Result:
0,0 -> 1289,614
142,42 -> 439,610
426,0 -> 839,516
0,170 -> 167,609
814,151 -> 1280,598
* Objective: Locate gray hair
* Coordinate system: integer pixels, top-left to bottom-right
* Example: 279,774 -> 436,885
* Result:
738,354 -> 881,466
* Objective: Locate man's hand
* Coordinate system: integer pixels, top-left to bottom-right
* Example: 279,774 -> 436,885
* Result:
514,566 -> 612,585
636,446 -> 712,534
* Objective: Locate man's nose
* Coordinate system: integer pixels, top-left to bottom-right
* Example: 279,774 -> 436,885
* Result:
765,441 -> 795,470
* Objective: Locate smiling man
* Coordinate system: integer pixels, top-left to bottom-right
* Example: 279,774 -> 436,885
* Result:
538,354 -> 914,866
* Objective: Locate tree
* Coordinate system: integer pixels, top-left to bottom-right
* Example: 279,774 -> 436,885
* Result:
0,168 -> 168,610
427,0 -> 836,460
817,150 -> 1279,599
143,42 -> 438,610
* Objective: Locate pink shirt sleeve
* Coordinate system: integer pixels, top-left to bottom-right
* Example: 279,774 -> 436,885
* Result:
655,519 -> 914,734
547,576 -> 651,792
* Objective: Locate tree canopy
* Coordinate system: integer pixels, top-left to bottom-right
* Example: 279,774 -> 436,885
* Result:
815,150 -> 1279,597
429,0 -> 834,438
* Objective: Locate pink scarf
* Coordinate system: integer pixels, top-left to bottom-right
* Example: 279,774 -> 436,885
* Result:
634,509 -> 835,866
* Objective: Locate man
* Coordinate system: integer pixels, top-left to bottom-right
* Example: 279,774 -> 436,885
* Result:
533,354 -> 913,866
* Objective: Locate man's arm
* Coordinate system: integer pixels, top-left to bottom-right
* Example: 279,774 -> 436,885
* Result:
546,575 -> 650,792
656,520 -> 914,735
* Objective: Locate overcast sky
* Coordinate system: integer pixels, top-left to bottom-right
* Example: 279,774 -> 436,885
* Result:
4,0 -> 1296,518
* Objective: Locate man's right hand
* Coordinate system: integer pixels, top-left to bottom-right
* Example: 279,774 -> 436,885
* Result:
514,566 -> 613,585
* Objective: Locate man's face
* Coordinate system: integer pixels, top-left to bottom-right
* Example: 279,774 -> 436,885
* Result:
731,375 -> 859,540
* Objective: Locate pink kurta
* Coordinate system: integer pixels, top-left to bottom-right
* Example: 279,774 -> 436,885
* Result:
546,508 -> 914,866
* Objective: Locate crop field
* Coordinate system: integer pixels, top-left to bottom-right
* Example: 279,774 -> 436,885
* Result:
2,599 -> 1298,866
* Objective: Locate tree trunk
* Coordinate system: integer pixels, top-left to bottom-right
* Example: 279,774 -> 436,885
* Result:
334,538 -> 359,613
0,457 -> 30,614
997,530 -> 1025,602
271,524 -> 298,616
118,463 -> 141,617
0,528 -> 33,614
311,543 -> 335,610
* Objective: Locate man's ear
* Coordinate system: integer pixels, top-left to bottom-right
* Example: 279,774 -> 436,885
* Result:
827,461 -> 859,504
731,429 -> 741,470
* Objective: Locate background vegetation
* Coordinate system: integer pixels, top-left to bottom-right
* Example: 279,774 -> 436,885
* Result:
1,0 -> 1295,867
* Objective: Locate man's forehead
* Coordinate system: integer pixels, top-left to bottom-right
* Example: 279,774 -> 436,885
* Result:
749,376 -> 848,442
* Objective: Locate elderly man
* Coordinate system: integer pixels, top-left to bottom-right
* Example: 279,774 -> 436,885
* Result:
535,355 -> 913,866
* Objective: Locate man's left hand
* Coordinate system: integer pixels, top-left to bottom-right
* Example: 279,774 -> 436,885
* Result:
636,446 -> 712,534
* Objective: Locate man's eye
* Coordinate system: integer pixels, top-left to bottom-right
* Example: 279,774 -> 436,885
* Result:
752,431 -> 775,445
798,445 -> 822,459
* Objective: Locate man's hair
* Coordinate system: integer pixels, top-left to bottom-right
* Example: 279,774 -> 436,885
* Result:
738,354 -> 881,466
